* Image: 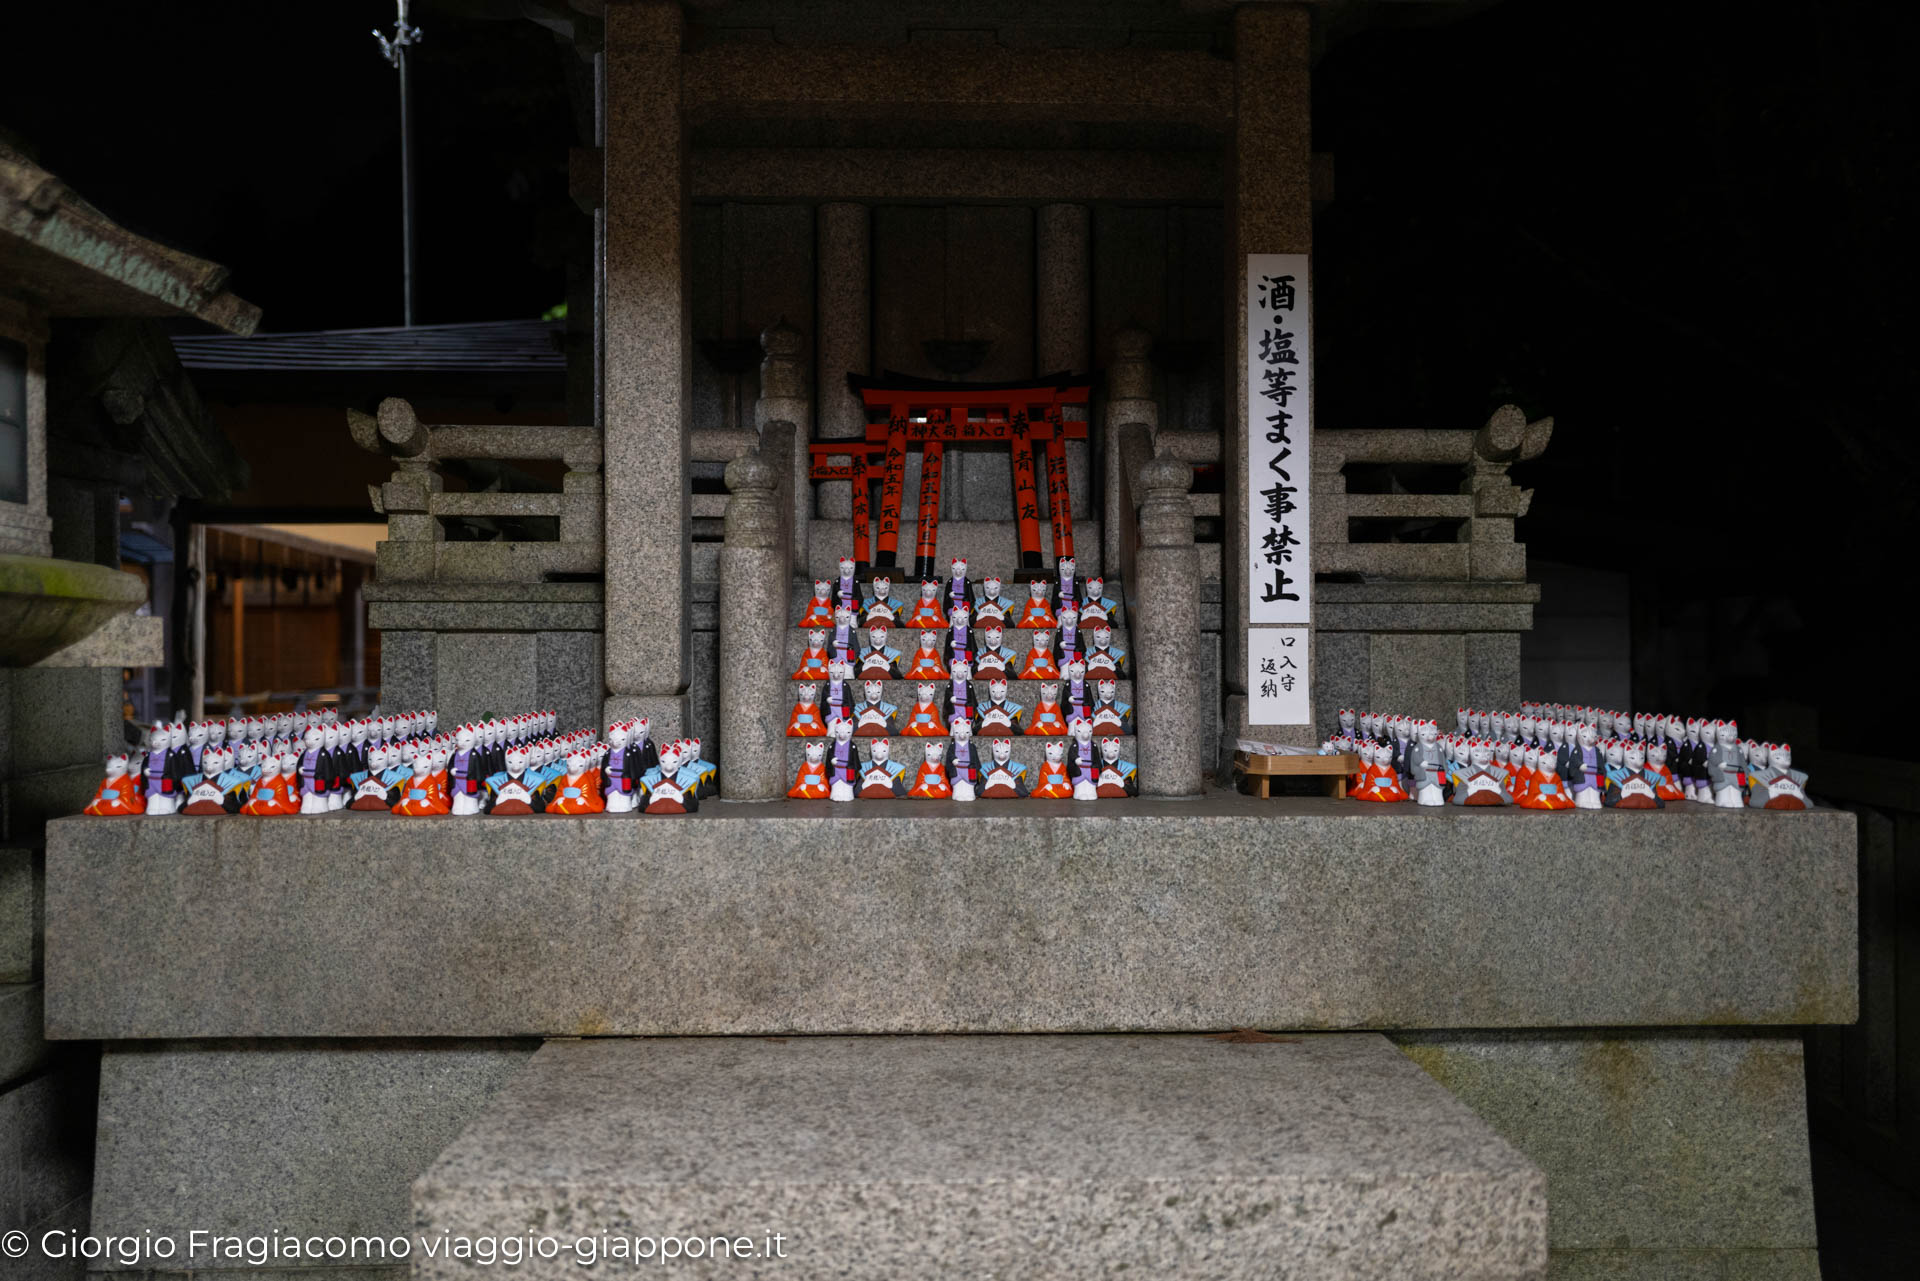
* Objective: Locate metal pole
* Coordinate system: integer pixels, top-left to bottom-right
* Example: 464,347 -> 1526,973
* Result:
374,2 -> 424,326
398,41 -> 416,325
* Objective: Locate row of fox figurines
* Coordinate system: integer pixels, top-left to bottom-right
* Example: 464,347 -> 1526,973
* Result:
788,670 -> 1133,738
1326,709 -> 1810,810
789,722 -> 1137,801
798,556 -> 1120,631
81,713 -> 718,817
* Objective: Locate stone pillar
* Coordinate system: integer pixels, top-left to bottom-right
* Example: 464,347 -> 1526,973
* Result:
815,202 -> 870,521
601,0 -> 690,738
1134,456 -> 1205,797
754,318 -> 810,574
1224,3 -> 1313,745
1036,203 -> 1092,524
1102,326 -> 1158,575
716,448 -> 788,800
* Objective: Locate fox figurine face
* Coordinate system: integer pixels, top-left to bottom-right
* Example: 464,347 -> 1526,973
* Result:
869,738 -> 892,765
916,682 -> 938,706
923,741 -> 946,766
863,680 -> 884,705
866,625 -> 888,650
991,737 -> 1014,765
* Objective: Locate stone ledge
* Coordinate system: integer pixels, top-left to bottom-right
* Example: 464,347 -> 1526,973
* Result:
44,797 -> 1856,1039
31,612 -> 163,668
415,1034 -> 1547,1281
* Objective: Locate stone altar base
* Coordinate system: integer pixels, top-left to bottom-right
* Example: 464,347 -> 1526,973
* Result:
413,1034 -> 1547,1281
46,799 -> 1853,1038
47,799 -> 1852,1281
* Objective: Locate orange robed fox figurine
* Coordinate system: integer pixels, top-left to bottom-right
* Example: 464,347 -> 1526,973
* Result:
902,579 -> 947,629
797,579 -> 836,627
1015,577 -> 1057,629
788,740 -> 832,799
82,753 -> 144,815
907,740 -> 952,798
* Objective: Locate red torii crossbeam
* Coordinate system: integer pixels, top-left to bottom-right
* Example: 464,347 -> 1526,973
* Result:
809,374 -> 1092,578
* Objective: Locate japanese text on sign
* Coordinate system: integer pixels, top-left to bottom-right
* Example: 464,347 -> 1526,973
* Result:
1246,253 -> 1311,626
1248,627 -> 1311,726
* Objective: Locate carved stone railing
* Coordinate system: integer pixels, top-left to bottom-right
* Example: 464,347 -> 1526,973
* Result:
1101,330 -> 1553,587
351,397 -> 603,585
1316,407 -> 1553,582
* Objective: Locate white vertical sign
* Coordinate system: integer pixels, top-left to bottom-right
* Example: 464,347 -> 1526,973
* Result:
1246,253 -> 1310,625
1248,627 -> 1311,726
1246,253 -> 1311,725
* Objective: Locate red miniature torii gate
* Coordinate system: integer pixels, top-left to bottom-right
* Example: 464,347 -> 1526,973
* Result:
808,374 -> 1091,578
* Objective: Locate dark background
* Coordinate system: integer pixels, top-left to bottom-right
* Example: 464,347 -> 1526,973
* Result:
2,0 -> 1913,753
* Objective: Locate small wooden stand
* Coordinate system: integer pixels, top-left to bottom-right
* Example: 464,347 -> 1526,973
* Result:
1232,751 -> 1358,799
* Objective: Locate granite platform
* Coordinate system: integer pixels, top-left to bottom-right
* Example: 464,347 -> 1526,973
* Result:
413,1033 -> 1548,1281
43,795 -> 1855,1039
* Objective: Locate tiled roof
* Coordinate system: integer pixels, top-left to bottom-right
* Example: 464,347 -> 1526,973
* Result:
172,318 -> 565,373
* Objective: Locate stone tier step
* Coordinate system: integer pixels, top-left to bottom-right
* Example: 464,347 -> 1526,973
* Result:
787,734 -> 1131,775
787,575 -> 1126,615
805,517 -> 1103,580
413,1034 -> 1548,1281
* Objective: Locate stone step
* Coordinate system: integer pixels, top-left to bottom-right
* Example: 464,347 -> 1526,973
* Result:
806,517 -> 1103,580
786,576 -> 1127,623
784,678 -> 1135,704
413,1034 -> 1548,1281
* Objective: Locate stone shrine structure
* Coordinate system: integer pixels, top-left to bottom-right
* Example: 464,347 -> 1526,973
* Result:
2,139 -> 258,1270
40,5 -> 1856,1281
